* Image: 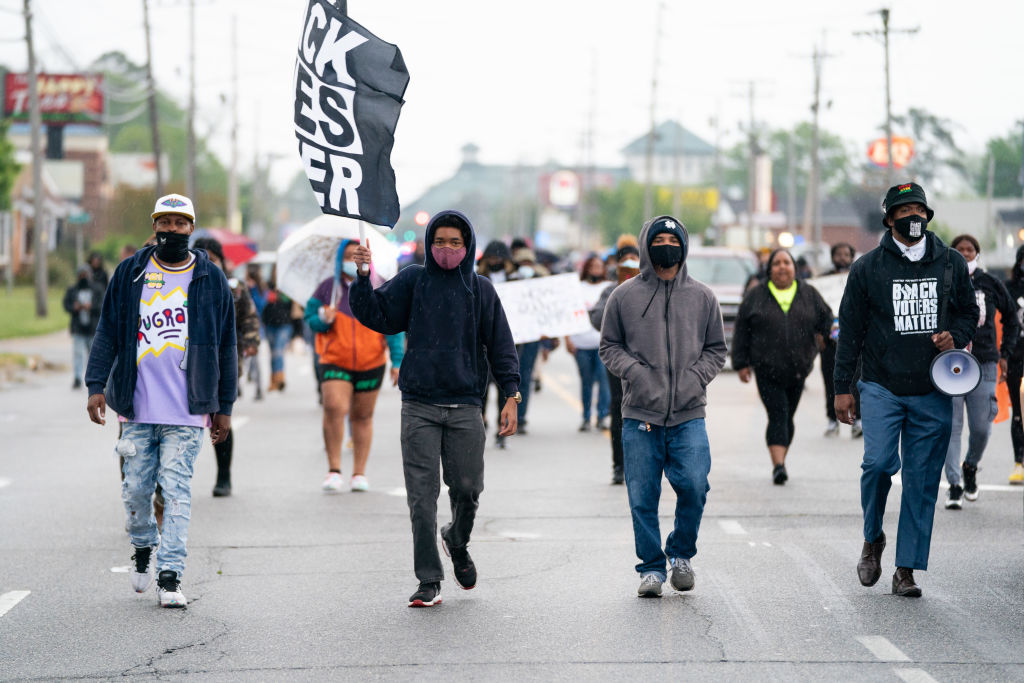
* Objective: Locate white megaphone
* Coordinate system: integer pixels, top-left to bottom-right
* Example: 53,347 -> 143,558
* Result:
929,348 -> 982,397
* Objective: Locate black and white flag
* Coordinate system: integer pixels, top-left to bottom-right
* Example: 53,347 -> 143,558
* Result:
294,0 -> 409,228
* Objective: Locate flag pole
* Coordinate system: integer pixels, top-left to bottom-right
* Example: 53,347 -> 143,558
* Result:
358,221 -> 369,276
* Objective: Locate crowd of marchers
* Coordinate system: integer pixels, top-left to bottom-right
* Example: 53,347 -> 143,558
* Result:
71,180 -> 1024,608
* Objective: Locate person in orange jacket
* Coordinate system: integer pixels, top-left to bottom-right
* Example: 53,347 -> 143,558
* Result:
305,240 -> 405,493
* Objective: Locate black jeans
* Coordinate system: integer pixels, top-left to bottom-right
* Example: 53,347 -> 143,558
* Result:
821,341 -> 861,421
608,370 -> 623,471
400,401 -> 486,584
755,373 -> 805,448
1009,354 -> 1024,464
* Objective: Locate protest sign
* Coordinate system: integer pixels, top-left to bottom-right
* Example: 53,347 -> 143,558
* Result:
293,0 -> 409,228
806,272 -> 848,316
493,274 -> 595,345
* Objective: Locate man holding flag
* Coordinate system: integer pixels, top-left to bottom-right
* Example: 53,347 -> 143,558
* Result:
349,210 -> 520,608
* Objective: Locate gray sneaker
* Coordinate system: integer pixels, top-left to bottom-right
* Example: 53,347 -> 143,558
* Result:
637,573 -> 663,598
669,557 -> 695,591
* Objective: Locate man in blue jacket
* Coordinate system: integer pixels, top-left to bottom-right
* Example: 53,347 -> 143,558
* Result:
835,182 -> 978,597
85,193 -> 237,608
350,210 -> 520,608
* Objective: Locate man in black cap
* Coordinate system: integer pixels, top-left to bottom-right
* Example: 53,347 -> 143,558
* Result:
600,216 -> 727,597
834,182 -> 978,597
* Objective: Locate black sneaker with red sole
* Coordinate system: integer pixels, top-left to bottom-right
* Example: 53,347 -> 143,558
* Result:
408,582 -> 441,607
441,524 -> 477,590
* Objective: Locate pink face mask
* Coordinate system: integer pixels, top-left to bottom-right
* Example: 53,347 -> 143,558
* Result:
432,246 -> 466,270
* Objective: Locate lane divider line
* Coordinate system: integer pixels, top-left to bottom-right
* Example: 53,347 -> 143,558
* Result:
0,590 -> 30,618
856,635 -> 911,662
0,477 -> 11,489
719,519 -> 747,535
894,668 -> 939,683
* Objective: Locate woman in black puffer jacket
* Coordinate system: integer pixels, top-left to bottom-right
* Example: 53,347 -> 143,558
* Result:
731,249 -> 833,485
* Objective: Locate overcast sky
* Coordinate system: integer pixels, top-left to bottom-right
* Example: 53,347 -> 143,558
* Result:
1,0 -> 1021,204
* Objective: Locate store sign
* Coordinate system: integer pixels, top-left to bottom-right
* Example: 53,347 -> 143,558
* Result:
3,73 -> 104,124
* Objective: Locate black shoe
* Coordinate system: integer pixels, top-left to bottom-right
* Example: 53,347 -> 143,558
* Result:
72,378 -> 82,389
212,480 -> 232,497
962,463 -> 979,501
578,420 -> 591,432
772,464 -> 788,485
534,378 -> 542,393
596,417 -> 610,431
892,567 -> 922,597
441,524 -> 477,590
944,484 -> 963,510
495,435 -> 506,450
857,531 -> 886,587
408,582 -> 442,607
611,467 -> 625,485
517,423 -> 528,436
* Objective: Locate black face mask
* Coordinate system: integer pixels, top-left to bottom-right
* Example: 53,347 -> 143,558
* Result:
892,215 -> 927,243
487,261 -> 504,273
649,244 -> 682,268
155,231 -> 191,263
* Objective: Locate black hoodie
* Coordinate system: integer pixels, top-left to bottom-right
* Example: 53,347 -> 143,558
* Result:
834,231 -> 978,396
349,210 -> 520,406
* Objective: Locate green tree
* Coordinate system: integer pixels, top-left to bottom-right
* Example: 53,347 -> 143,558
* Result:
589,181 -> 713,246
90,51 -> 230,229
0,119 -> 19,211
973,124 -> 1023,198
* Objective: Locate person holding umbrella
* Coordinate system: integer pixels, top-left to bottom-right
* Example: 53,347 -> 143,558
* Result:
731,249 -> 833,485
305,240 -> 405,493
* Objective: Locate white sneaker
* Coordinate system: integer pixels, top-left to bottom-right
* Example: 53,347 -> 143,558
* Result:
637,573 -> 663,598
350,474 -> 369,492
322,472 -> 344,493
130,546 -> 154,593
156,571 -> 187,608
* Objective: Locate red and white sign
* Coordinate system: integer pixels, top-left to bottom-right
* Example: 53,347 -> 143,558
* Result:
547,170 -> 580,208
4,73 -> 104,125
867,136 -> 914,169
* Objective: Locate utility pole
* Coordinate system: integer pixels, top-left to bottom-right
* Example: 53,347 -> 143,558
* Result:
985,153 -> 994,243
671,116 -> 682,220
801,42 -> 833,261
855,8 -> 918,188
24,0 -> 46,317
710,105 -> 723,245
142,0 -> 163,196
227,14 -> 240,233
786,134 -> 795,234
643,1 -> 665,220
746,81 -> 757,250
185,0 -> 197,201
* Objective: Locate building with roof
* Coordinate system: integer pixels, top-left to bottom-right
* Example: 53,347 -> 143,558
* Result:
620,120 -> 716,187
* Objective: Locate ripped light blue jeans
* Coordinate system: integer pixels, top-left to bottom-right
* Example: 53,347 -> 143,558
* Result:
120,423 -> 203,577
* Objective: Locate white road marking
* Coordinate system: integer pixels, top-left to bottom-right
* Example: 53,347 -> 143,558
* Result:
856,635 -> 911,662
232,416 -> 250,429
894,668 -> 939,683
719,519 -> 747,535
387,487 -> 407,497
110,566 -> 131,573
892,476 -> 1020,493
0,591 -> 30,618
748,541 -> 757,547
500,531 -> 540,540
762,542 -> 771,547
0,477 -> 11,489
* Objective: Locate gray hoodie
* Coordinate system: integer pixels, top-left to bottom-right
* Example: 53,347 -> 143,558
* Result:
599,217 -> 727,426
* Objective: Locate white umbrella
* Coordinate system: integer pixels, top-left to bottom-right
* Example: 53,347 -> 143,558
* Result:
275,215 -> 399,305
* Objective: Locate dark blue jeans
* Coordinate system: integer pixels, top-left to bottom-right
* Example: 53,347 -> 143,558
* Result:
574,348 -> 610,421
858,380 -> 952,570
622,418 -> 711,579
516,342 -> 540,423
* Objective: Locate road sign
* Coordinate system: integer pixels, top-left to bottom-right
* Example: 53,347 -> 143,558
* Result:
867,137 -> 914,168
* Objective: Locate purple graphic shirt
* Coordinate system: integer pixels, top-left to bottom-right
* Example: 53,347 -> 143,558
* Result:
127,256 -> 208,428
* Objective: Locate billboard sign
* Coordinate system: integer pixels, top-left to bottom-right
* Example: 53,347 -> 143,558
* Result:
867,136 -> 914,168
3,73 -> 104,125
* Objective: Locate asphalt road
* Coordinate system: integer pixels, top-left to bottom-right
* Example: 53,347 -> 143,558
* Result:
1,331 -> 1022,681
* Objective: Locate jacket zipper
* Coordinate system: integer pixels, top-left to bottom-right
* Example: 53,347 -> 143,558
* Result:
664,279 -> 673,424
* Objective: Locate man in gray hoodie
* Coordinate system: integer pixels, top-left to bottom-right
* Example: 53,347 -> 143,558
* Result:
599,216 -> 727,597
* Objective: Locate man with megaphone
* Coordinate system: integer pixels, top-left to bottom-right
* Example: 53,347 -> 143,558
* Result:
834,182 -> 979,598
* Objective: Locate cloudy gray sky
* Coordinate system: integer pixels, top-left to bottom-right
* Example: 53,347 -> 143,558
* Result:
1,0 -> 1021,204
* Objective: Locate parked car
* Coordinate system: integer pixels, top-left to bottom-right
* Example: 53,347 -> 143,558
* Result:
685,247 -> 758,354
